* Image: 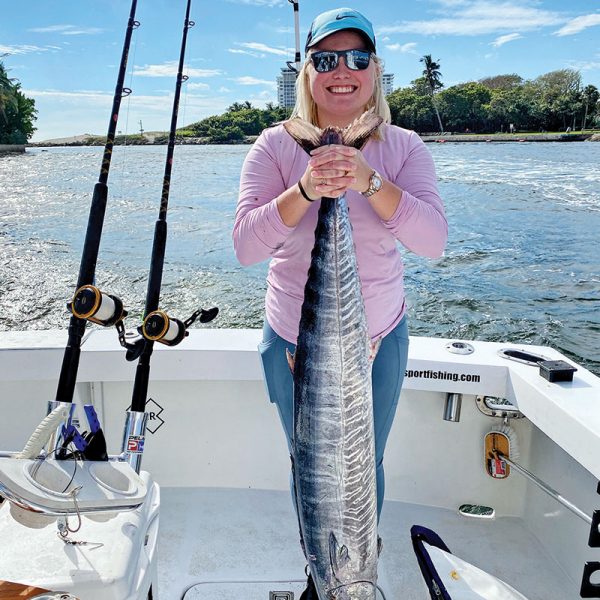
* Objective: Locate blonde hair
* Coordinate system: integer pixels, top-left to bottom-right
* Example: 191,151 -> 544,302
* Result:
290,53 -> 391,140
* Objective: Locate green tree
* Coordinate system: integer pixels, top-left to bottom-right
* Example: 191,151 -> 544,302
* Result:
0,61 -> 37,143
186,102 -> 291,143
479,74 -> 523,91
228,101 -> 253,112
581,85 -> 599,130
0,61 -> 17,123
387,85 -> 438,132
437,82 -> 491,132
420,54 -> 444,132
206,124 -> 244,143
485,87 -> 533,132
532,69 -> 582,131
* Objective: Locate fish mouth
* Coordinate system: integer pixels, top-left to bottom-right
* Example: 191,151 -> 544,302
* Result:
327,85 -> 357,95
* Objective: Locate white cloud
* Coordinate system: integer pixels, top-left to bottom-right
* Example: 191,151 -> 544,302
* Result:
134,62 -> 223,78
187,82 -> 210,90
28,25 -> 103,35
23,89 -> 112,108
554,14 -> 600,37
229,48 -> 260,57
0,44 -> 54,55
566,60 -> 600,73
379,1 -> 564,36
232,76 -> 277,88
231,42 -> 290,57
224,0 -> 284,6
385,42 -> 418,54
491,33 -> 523,47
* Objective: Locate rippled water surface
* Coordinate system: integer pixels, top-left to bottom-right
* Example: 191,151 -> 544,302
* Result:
1,142 -> 599,375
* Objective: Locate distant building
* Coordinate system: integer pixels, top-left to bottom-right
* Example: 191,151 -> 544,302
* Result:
382,73 -> 394,96
277,67 -> 297,108
277,67 -> 395,107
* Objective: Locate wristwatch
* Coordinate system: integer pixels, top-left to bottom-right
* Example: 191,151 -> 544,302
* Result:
362,170 -> 383,197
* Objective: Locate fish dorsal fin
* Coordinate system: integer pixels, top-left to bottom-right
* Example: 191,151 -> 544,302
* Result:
341,108 -> 383,149
329,532 -> 351,582
283,118 -> 323,154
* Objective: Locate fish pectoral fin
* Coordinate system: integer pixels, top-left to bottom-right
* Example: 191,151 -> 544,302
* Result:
283,118 -> 323,154
286,348 -> 295,373
329,532 -> 351,582
342,109 -> 384,149
369,337 -> 382,362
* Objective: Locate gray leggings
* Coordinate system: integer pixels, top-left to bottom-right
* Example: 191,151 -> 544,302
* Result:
258,316 -> 409,518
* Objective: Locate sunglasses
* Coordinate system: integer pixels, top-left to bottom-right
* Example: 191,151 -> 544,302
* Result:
310,49 -> 373,73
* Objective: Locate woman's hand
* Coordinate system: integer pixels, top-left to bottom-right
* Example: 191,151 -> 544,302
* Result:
304,144 -> 373,198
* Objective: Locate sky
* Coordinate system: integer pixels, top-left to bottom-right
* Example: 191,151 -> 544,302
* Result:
1,0 -> 599,141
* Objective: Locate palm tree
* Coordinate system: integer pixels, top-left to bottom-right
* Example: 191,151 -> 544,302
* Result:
420,54 -> 444,133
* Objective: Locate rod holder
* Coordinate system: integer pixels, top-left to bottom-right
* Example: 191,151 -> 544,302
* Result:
121,410 -> 148,473
443,393 -> 462,422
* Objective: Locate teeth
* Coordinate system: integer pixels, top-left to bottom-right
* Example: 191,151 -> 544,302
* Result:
329,86 -> 355,93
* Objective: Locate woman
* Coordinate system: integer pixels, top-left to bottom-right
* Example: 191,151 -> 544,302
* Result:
233,7 -> 447,597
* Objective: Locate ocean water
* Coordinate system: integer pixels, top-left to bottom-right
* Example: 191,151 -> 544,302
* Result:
1,142 -> 599,375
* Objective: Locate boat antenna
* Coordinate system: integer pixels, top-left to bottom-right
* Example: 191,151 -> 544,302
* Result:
122,0 -> 217,418
54,0 -> 140,404
286,0 -> 301,75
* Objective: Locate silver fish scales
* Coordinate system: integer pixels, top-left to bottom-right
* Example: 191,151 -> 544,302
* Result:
283,111 -> 383,600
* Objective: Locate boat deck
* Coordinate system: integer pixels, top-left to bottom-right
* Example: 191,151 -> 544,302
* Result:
159,487 -> 576,600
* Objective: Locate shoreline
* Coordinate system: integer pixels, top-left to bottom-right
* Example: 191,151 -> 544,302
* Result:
421,132 -> 597,143
26,131 -> 600,147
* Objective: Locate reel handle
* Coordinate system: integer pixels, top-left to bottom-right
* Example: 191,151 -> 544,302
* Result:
142,306 -> 219,346
116,306 -> 219,361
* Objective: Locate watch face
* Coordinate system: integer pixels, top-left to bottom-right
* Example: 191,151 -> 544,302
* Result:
363,171 -> 383,196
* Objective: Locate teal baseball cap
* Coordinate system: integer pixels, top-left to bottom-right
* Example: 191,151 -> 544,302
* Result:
305,8 -> 376,54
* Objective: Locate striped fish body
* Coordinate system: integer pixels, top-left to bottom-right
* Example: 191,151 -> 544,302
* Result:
284,114 -> 383,600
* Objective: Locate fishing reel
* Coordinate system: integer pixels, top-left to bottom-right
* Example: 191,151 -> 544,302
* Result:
69,284 -> 127,326
118,306 -> 219,361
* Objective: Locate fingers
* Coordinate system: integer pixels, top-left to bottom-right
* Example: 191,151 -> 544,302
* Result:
310,144 -> 356,157
309,145 -> 356,168
304,145 -> 370,198
308,146 -> 358,179
311,166 -> 356,180
312,171 -> 356,197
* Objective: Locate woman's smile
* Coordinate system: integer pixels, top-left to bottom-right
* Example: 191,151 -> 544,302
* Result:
308,30 -> 376,128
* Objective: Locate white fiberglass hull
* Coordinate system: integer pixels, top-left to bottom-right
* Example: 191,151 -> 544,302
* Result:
0,329 -> 599,599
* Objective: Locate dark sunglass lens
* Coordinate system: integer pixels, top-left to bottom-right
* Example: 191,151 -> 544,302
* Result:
347,50 -> 371,70
313,52 -> 338,72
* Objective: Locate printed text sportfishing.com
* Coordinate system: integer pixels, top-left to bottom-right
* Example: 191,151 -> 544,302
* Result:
405,370 -> 481,383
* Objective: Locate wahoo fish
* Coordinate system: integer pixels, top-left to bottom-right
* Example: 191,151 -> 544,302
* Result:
283,110 -> 383,600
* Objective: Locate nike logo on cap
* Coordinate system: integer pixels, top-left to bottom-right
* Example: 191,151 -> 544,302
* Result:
335,14 -> 356,20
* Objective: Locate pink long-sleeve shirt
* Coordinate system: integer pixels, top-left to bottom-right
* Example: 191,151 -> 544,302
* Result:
233,122 -> 447,344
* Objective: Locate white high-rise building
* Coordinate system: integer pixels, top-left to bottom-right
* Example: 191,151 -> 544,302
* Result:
277,67 -> 297,109
382,73 -> 394,96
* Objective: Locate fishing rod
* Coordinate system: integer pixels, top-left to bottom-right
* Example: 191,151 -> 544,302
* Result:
287,0 -> 301,74
54,0 -> 140,405
119,0 -> 217,465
